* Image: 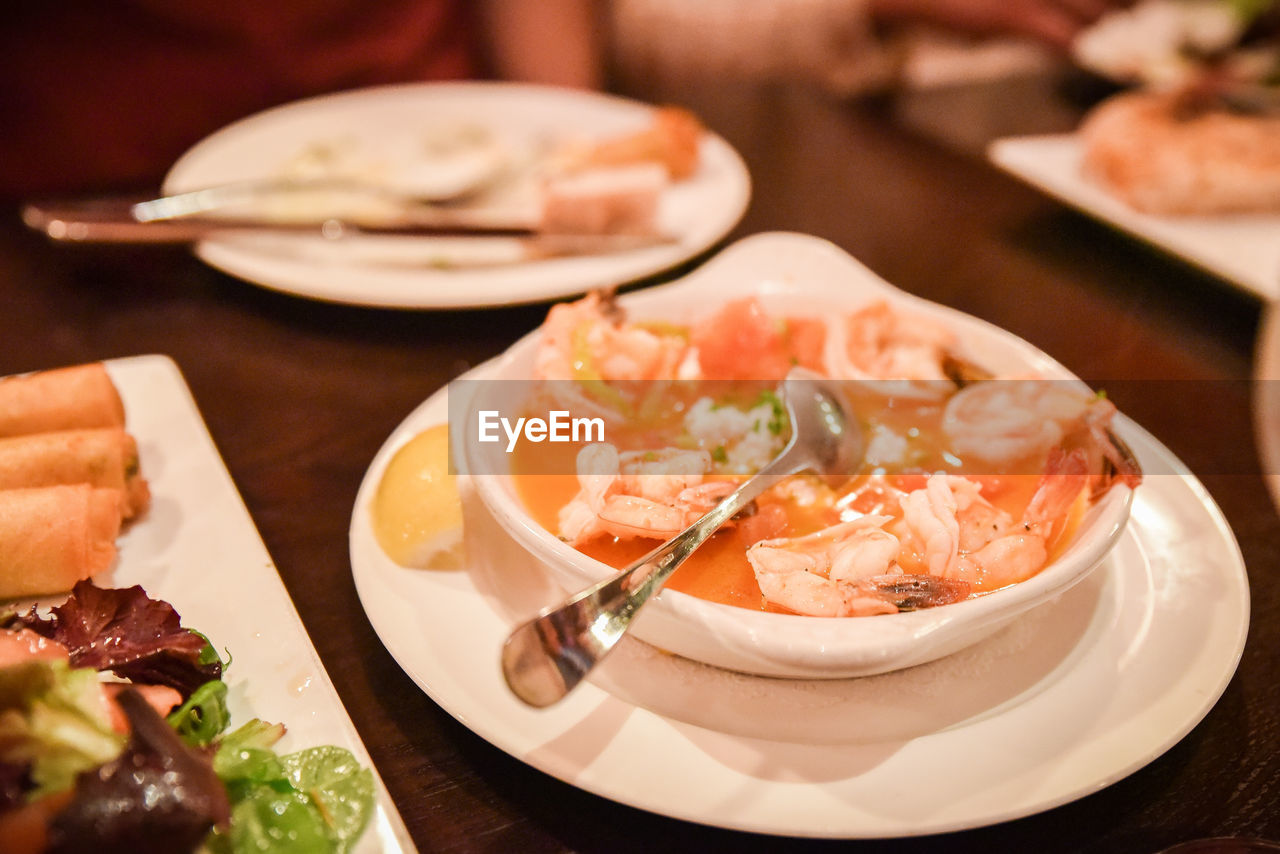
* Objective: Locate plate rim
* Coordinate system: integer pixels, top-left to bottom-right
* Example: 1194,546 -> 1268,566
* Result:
347,234 -> 1251,838
161,80 -> 752,309
350,367 -> 1250,839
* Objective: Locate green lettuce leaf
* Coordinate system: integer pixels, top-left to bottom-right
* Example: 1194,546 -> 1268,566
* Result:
218,718 -> 287,754
167,679 -> 231,747
281,746 -> 375,853
210,786 -> 332,853
207,736 -> 374,854
0,661 -> 124,799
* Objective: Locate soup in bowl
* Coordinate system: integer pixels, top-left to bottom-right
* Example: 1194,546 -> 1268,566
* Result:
461,233 -> 1140,678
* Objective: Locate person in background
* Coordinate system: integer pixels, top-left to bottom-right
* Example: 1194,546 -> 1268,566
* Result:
1,0 -> 1128,198
610,0 -> 1136,97
0,0 -> 606,197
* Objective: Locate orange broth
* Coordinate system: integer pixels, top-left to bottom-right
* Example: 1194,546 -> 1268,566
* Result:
510,381 -> 1087,613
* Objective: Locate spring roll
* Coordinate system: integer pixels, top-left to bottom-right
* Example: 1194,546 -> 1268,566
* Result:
0,485 -> 122,599
0,429 -> 150,519
0,363 -> 125,438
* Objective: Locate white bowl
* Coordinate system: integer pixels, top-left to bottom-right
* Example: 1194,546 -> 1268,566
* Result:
461,232 -> 1135,679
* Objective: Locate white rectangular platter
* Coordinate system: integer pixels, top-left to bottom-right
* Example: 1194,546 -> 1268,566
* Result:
989,134 -> 1280,301
90,354 -> 414,853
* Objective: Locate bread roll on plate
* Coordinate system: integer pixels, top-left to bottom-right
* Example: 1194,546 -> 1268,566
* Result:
0,485 -> 123,599
540,163 -> 667,236
1079,89 -> 1280,215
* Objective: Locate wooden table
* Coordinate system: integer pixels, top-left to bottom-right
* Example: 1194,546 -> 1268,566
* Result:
1,72 -> 1276,853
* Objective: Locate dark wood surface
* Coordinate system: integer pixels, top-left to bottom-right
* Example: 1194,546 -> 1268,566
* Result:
1,73 -> 1276,853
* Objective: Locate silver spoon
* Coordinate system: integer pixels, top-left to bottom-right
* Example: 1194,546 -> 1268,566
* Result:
500,368 -> 864,708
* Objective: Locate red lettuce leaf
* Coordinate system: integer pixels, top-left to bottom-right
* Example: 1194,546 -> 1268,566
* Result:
7,581 -> 220,698
46,688 -> 230,854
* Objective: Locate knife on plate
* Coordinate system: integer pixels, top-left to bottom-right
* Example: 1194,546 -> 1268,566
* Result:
20,182 -> 677,262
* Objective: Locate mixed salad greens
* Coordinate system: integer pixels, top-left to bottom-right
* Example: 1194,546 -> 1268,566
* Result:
0,581 -> 374,853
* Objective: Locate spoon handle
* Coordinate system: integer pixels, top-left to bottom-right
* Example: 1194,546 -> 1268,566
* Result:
501,449 -> 808,708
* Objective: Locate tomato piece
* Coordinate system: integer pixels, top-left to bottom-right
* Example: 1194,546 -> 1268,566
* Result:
692,298 -> 792,381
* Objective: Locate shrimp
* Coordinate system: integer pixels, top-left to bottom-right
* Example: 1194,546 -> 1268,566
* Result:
1081,398 -> 1144,490
596,481 -> 737,539
942,379 -> 1114,468
894,472 -> 1018,576
557,444 -> 736,543
615,447 -> 710,501
0,627 -> 183,735
898,449 -> 1091,591
598,450 -> 735,538
102,683 -> 184,734
558,443 -> 621,545
0,627 -> 69,667
534,291 -> 689,383
746,516 -> 970,617
822,302 -> 957,397
747,516 -> 902,617
898,475 -> 964,577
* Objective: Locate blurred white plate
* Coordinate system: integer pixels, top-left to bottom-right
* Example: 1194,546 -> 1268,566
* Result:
989,134 -> 1280,300
96,355 -> 411,853
163,82 -> 751,309
349,259 -> 1248,839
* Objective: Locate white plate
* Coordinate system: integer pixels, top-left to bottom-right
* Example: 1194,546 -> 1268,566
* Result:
350,373 -> 1249,838
162,82 -> 751,309
89,355 -> 412,853
988,134 -> 1280,300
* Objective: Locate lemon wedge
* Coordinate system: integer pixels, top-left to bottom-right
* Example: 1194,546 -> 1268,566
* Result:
371,424 -> 464,569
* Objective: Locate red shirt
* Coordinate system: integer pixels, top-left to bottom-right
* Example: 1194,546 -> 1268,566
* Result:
0,1 -> 479,196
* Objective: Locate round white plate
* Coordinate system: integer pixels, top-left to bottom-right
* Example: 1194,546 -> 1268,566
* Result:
350,375 -> 1249,838
163,82 -> 751,309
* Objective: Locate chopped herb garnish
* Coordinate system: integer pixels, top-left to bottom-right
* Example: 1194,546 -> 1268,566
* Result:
753,389 -> 788,436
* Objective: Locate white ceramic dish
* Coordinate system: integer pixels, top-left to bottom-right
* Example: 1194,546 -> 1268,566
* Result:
459,232 -> 1136,679
348,359 -> 1248,838
39,355 -> 412,854
988,134 -> 1280,300
162,82 -> 751,309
